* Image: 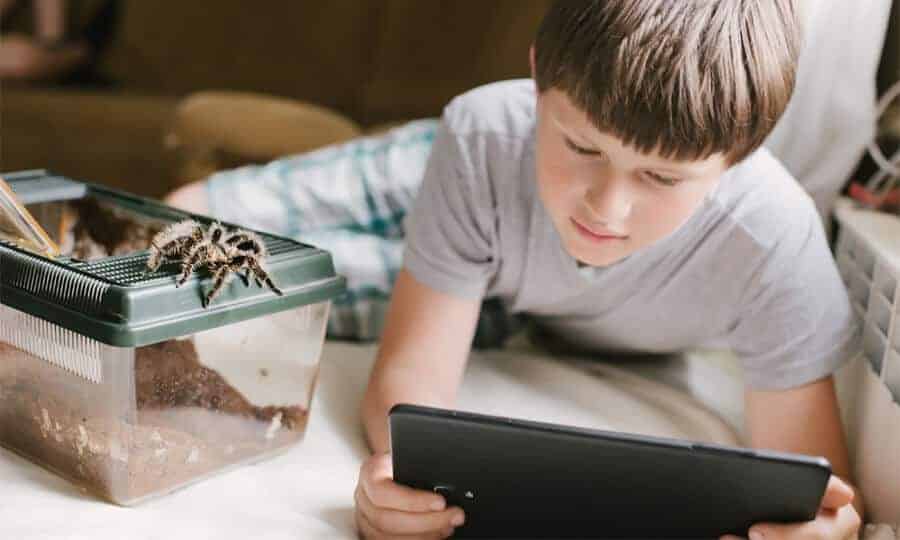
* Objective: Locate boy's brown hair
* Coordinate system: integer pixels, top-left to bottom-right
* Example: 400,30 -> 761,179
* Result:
534,0 -> 801,163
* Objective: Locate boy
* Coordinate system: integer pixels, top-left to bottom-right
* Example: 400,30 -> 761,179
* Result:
167,2 -> 863,539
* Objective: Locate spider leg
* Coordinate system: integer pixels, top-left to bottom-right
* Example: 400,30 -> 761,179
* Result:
147,238 -> 180,271
237,268 -> 251,287
225,257 -> 252,287
247,264 -> 262,287
177,245 -> 210,287
224,233 -> 249,246
249,260 -> 283,296
203,264 -> 233,307
223,256 -> 250,288
146,241 -> 163,272
147,233 -> 198,272
225,230 -> 268,258
227,257 -> 260,288
161,236 -> 192,256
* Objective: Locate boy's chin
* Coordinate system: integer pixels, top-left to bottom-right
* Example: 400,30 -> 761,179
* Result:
563,240 -> 631,268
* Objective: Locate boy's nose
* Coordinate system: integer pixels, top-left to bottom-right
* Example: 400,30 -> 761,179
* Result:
584,178 -> 632,224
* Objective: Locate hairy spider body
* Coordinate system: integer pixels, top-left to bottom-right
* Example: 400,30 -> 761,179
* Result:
146,220 -> 283,307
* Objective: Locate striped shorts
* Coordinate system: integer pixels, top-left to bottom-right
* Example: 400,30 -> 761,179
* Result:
205,119 -> 521,347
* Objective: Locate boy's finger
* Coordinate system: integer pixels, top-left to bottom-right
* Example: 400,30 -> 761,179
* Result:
820,475 -> 854,510
361,457 -> 446,512
357,511 -> 453,540
362,474 -> 447,513
749,521 -> 804,540
356,484 -> 463,536
749,502 -> 860,540
357,511 -> 429,540
361,453 -> 393,486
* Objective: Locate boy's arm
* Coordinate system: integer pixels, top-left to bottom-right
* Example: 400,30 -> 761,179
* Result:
744,375 -> 864,518
361,268 -> 482,455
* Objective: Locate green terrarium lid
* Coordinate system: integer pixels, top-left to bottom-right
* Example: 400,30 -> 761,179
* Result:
0,171 -> 346,347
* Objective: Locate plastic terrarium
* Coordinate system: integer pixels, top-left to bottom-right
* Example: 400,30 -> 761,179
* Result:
0,171 -> 345,505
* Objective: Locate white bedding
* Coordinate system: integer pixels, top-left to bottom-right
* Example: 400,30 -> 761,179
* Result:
0,340 -> 894,539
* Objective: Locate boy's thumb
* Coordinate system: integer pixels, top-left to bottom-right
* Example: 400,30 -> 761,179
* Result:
821,475 -> 854,510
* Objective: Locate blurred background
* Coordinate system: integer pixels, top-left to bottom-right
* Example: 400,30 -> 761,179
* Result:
0,0 -> 556,198
1,0 -> 900,202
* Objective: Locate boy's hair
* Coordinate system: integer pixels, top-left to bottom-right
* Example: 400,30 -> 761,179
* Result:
534,0 -> 801,163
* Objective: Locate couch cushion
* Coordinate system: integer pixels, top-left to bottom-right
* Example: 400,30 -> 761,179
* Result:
99,1 -> 378,120
358,0 -> 552,125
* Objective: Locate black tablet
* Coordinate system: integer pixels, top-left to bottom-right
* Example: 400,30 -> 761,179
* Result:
390,404 -> 831,539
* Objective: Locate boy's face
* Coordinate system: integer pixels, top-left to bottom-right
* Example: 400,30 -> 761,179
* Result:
534,88 -> 729,267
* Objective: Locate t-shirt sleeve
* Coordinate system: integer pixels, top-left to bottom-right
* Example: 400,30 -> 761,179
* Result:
401,119 -> 497,299
727,216 -> 861,390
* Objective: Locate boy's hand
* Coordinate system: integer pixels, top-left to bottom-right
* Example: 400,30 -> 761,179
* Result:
354,452 -> 466,539
720,475 -> 861,540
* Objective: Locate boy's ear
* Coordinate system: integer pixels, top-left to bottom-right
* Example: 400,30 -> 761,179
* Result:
529,45 -> 536,79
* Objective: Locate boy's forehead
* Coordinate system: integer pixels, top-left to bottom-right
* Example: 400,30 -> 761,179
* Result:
540,89 -> 728,175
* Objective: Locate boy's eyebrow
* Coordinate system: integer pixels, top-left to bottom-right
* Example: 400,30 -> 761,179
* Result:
549,113 -> 592,145
549,114 -> 607,155
547,109 -> 720,178
549,113 -> 679,173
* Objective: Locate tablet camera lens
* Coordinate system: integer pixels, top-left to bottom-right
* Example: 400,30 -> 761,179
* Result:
433,485 -> 454,497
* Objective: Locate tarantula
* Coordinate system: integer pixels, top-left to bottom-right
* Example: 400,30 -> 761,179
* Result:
146,220 -> 283,307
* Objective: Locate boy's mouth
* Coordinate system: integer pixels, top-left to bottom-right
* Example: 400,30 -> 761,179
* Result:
570,217 -> 627,242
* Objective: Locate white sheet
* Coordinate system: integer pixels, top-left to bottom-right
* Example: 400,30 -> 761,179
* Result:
0,341 -> 894,539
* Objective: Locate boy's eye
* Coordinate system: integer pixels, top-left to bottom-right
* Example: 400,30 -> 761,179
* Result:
564,137 -> 603,157
644,171 -> 681,187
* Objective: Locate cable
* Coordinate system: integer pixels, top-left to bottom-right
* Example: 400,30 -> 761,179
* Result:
864,79 -> 900,200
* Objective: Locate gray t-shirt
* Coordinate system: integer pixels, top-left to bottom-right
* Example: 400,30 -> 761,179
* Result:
403,80 -> 860,390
